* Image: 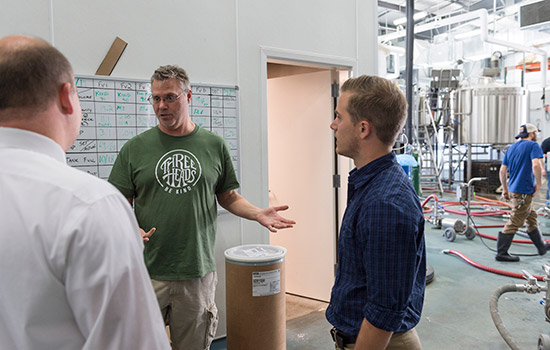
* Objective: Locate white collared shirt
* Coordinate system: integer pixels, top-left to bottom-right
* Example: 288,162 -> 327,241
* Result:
0,127 -> 170,350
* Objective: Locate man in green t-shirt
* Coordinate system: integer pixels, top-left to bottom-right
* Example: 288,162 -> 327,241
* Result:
108,65 -> 295,350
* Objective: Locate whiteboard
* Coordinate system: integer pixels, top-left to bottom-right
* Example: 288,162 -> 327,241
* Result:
67,75 -> 240,180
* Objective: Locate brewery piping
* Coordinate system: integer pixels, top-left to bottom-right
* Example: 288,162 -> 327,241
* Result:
378,8 -> 548,89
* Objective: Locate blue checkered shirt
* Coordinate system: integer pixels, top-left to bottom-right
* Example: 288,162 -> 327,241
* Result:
326,152 -> 426,336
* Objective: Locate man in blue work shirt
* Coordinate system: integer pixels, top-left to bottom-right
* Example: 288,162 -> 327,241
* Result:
497,123 -> 549,262
326,75 -> 426,350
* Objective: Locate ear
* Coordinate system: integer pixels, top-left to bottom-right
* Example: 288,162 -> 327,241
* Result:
186,89 -> 193,103
359,120 -> 370,139
58,82 -> 75,115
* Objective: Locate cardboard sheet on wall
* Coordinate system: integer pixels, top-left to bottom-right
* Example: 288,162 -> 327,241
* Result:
95,37 -> 128,76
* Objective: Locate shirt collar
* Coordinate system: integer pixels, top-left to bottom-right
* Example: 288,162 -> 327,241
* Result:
349,152 -> 396,187
0,127 -> 67,164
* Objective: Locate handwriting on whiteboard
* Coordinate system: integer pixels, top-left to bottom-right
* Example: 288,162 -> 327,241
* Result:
69,77 -> 240,179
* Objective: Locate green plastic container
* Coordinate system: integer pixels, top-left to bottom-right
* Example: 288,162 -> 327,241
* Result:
411,151 -> 420,195
412,166 -> 420,195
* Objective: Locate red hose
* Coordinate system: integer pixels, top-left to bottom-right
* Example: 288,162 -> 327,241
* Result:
443,249 -> 545,281
441,201 -> 504,207
441,201 -> 510,216
421,194 -> 439,210
444,208 -> 510,216
475,196 -> 511,208
420,189 -> 511,209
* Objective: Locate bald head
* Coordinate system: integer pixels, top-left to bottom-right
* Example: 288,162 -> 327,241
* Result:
0,35 -> 75,120
0,35 -> 41,51
0,35 -> 81,151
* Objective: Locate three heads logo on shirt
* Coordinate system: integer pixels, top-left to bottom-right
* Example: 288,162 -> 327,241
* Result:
155,150 -> 202,194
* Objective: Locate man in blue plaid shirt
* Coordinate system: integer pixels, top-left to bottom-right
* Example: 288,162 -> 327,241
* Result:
326,75 -> 426,350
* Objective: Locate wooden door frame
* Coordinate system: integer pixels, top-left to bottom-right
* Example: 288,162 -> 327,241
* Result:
259,46 -> 357,212
260,48 -> 356,288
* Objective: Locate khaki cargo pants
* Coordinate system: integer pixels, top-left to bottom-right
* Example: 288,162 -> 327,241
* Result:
502,193 -> 538,234
335,328 -> 421,350
152,272 -> 218,350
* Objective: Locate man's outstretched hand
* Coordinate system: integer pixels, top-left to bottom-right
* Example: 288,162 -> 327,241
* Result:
257,205 -> 296,232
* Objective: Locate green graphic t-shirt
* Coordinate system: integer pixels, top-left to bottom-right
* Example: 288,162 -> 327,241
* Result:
108,125 -> 240,280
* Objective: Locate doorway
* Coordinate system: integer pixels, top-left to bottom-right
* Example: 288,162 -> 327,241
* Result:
267,62 -> 351,301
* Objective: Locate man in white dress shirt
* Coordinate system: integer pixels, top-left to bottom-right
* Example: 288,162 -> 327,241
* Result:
0,35 -> 170,350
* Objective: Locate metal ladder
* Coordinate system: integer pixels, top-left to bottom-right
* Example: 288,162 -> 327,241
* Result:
415,100 -> 444,195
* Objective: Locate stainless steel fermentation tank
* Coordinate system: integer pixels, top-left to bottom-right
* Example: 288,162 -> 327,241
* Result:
451,83 -> 528,144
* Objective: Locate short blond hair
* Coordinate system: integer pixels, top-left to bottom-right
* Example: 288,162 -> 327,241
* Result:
341,75 -> 407,146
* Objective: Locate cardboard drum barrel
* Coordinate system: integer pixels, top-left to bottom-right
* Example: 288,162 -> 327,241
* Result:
224,244 -> 287,350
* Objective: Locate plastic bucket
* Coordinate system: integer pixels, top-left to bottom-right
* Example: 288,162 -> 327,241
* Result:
401,165 -> 411,177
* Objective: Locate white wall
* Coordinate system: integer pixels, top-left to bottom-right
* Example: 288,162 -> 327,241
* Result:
1,0 -> 378,337
1,2 -> 51,40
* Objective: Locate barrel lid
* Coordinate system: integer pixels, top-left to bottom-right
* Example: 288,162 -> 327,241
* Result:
224,244 -> 287,263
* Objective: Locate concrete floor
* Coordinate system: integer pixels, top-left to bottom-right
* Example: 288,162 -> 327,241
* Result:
417,189 -> 550,349
214,188 -> 550,349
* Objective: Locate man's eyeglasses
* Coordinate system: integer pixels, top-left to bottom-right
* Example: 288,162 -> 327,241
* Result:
147,93 -> 183,105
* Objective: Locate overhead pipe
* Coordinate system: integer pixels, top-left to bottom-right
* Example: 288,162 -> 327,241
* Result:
378,43 -> 406,55
478,9 -> 547,89
378,8 -> 548,89
379,9 -> 489,42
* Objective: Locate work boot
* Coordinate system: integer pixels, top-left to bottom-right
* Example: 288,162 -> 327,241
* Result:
495,232 -> 520,262
527,228 -> 550,255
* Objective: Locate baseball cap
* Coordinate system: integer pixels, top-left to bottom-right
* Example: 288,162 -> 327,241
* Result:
515,123 -> 540,139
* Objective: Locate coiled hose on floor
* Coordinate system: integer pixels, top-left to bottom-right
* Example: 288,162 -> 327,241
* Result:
489,284 -> 525,350
445,250 -> 550,348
